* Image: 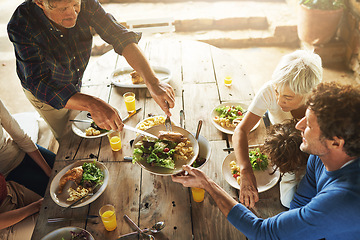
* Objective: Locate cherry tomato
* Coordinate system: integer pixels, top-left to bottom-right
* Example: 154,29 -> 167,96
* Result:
227,108 -> 231,112
237,111 -> 243,116
233,174 -> 239,178
164,148 -> 170,152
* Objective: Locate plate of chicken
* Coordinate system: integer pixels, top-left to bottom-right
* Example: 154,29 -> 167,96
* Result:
49,160 -> 109,208
132,125 -> 199,175
110,66 -> 171,88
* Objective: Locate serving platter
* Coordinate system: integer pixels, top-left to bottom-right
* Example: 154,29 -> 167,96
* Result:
132,125 -> 199,176
49,160 -> 109,208
111,66 -> 171,88
210,102 -> 260,135
221,152 -> 280,193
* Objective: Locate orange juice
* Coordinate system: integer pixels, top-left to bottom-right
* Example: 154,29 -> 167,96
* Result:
191,187 -> 205,202
123,92 -> 136,113
224,76 -> 232,86
109,136 -> 121,151
101,210 -> 117,231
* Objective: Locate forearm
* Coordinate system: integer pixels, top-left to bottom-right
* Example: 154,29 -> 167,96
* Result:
122,43 -> 158,86
27,150 -> 52,177
232,126 -> 252,173
0,204 -> 38,229
64,92 -> 102,112
204,178 -> 238,217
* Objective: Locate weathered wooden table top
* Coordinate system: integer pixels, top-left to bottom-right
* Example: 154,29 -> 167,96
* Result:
32,39 -> 286,240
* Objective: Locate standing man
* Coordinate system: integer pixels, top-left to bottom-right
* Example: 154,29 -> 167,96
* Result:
8,0 -> 175,140
172,82 -> 360,239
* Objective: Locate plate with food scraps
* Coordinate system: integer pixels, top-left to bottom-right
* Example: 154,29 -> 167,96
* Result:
135,115 -> 177,132
221,152 -> 280,193
210,102 -> 260,135
49,160 -> 109,208
71,111 -> 109,138
132,125 -> 199,176
40,226 -> 95,240
111,66 -> 171,88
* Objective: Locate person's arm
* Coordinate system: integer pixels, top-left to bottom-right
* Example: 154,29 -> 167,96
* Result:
65,93 -> 123,131
0,198 -> 43,230
172,165 -> 237,216
232,112 -> 262,208
122,43 -> 175,116
26,150 -> 52,177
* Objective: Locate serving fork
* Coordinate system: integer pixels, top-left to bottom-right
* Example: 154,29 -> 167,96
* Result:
165,101 -> 172,132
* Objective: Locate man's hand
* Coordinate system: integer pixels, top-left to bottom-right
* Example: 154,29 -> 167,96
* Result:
238,170 -> 259,208
89,99 -> 124,131
147,80 -> 175,116
171,165 -> 208,189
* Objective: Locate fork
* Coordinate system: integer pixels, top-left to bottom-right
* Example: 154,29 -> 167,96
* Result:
165,101 -> 172,132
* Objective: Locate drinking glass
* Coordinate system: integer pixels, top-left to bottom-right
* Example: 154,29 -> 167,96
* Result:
107,131 -> 122,152
191,187 -> 205,202
123,92 -> 136,113
99,204 -> 117,231
224,76 -> 232,86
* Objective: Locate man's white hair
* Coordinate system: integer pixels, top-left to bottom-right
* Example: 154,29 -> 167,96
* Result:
271,50 -> 323,95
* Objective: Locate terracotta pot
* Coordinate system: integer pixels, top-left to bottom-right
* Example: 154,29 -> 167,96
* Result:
297,4 -> 343,45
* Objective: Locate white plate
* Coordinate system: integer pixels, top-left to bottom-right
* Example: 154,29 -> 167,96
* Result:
71,111 -> 109,139
135,115 -> 177,131
210,102 -> 260,135
221,152 -> 280,193
50,160 -> 109,208
111,66 -> 171,88
41,226 -> 95,240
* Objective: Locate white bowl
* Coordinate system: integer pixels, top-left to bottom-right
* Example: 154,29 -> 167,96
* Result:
41,227 -> 95,240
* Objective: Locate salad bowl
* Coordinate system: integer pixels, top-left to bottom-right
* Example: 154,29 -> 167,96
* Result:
132,125 -> 199,175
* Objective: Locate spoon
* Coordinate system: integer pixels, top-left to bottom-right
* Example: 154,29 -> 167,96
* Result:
195,119 -> 203,140
117,221 -> 165,239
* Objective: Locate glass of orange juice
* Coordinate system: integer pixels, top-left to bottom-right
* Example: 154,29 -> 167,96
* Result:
224,76 -> 232,86
123,92 -> 136,113
191,187 -> 205,202
99,204 -> 117,231
107,131 -> 122,152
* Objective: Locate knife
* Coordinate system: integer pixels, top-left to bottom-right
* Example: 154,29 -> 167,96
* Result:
123,124 -> 158,139
48,215 -> 98,223
122,107 -> 141,123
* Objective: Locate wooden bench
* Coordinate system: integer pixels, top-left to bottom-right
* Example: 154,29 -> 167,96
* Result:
126,17 -> 175,34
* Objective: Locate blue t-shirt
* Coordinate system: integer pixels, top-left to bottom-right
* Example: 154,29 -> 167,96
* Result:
227,155 -> 360,240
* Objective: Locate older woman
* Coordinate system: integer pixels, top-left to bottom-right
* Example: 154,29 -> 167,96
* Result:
232,50 -> 322,208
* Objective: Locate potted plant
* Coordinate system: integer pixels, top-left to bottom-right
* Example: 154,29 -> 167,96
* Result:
297,0 -> 345,45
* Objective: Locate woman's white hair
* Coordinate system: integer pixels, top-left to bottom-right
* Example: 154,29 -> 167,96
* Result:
271,50 -> 323,95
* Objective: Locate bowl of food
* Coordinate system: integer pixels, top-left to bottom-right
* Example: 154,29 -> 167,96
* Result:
50,160 -> 109,208
40,227 -> 94,240
191,134 -> 211,168
132,125 -> 199,175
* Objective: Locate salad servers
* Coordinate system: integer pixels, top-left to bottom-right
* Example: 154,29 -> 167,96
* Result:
124,214 -> 155,240
195,119 -> 203,140
165,101 -> 172,132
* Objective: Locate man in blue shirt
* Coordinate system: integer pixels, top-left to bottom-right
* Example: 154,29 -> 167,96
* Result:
8,0 -> 175,140
172,82 -> 360,239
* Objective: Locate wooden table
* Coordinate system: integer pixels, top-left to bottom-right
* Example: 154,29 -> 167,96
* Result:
31,39 -> 286,240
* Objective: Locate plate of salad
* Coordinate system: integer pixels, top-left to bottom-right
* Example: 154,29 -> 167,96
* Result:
221,150 -> 280,193
132,125 -> 199,175
210,102 -> 260,135
50,160 -> 109,208
40,227 -> 95,240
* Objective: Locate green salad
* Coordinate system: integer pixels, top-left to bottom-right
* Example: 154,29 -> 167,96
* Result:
81,160 -> 104,188
215,105 -> 246,121
249,148 -> 268,171
133,139 -> 178,169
